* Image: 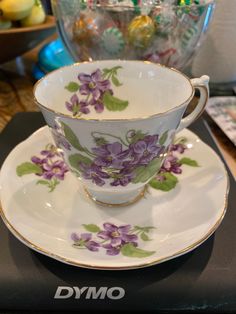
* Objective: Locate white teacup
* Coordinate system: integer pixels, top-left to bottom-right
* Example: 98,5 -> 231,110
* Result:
34,60 -> 209,206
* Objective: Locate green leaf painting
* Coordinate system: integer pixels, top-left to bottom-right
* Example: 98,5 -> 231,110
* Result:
132,158 -> 162,183
149,172 -> 178,192
111,75 -> 122,87
16,162 -> 42,177
68,153 -> 92,172
179,157 -> 199,167
102,91 -> 129,112
159,130 -> 169,145
121,243 -> 155,258
65,82 -> 80,92
61,122 -> 84,151
82,224 -> 101,233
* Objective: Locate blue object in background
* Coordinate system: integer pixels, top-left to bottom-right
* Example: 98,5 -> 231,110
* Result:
32,64 -> 46,81
33,38 -> 74,79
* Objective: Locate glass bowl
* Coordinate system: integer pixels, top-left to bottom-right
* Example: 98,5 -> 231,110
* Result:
51,0 -> 215,70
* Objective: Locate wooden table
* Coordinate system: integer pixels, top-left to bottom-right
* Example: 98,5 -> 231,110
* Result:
0,41 -> 235,178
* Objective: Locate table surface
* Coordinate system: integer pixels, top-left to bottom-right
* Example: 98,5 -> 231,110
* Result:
0,40 -> 235,178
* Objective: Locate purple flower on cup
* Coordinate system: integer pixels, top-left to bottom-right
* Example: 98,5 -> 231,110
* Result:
110,168 -> 134,187
130,135 -> 163,165
98,223 -> 138,256
80,163 -> 110,186
65,94 -> 90,115
92,142 -> 128,169
71,233 -> 100,252
64,66 -> 129,116
78,69 -> 111,100
89,97 -> 104,113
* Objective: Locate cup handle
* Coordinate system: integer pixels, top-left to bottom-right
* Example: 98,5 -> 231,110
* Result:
176,75 -> 209,133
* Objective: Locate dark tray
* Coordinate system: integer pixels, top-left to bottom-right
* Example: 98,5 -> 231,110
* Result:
0,112 -> 235,313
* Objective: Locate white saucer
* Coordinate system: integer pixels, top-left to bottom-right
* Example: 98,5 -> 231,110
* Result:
0,127 -> 229,270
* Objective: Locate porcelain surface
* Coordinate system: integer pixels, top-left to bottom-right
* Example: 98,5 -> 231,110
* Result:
34,60 -> 209,205
0,126 -> 228,270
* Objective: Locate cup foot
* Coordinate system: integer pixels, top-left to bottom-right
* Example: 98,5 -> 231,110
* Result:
84,186 -> 147,207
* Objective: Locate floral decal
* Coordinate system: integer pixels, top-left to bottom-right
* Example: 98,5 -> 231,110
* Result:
64,66 -> 129,116
71,222 -> 156,258
15,132 -> 198,193
61,123 -> 167,187
149,137 -> 199,191
16,144 -> 69,192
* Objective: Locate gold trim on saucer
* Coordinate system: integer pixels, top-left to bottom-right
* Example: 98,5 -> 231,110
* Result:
84,186 -> 147,208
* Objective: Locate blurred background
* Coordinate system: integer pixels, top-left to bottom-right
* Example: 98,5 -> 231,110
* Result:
0,0 -> 235,176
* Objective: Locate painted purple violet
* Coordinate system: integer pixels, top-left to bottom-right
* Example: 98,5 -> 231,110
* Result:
80,163 -> 110,186
64,128 -> 167,187
92,142 -> 128,169
31,156 -> 46,165
65,94 -> 90,116
71,233 -> 100,252
98,223 -> 138,256
89,97 -> 104,113
16,144 -> 69,192
160,143 -> 187,174
110,168 -> 134,187
31,145 -> 69,181
40,160 -> 68,180
169,143 -> 186,154
130,135 -> 163,165
64,66 -> 129,115
71,222 -> 156,257
161,155 -> 182,174
78,69 -> 111,100
39,146 -> 61,158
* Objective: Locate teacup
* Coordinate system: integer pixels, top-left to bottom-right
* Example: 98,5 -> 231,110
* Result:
34,60 -> 209,206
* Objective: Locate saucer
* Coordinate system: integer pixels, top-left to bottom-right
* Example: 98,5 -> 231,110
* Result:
0,127 -> 229,270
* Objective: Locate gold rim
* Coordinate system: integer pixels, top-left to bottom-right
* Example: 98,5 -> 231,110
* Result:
33,60 -> 195,122
84,186 -> 147,208
0,170 -> 229,270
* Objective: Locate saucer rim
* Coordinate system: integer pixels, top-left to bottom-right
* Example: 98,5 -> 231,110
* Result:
0,126 -> 230,270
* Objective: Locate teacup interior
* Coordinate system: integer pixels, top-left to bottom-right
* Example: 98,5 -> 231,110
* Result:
34,60 -> 193,120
